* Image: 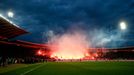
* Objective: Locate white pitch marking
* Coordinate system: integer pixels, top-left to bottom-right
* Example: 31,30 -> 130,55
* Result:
20,64 -> 45,75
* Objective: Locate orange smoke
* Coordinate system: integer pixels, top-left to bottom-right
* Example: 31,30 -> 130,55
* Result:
49,30 -> 90,59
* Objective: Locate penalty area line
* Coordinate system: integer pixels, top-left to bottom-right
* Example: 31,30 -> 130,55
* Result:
20,64 -> 45,75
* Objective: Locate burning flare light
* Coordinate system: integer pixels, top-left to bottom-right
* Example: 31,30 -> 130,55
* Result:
49,30 -> 90,59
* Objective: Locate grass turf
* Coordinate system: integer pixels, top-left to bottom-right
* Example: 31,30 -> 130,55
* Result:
0,61 -> 134,75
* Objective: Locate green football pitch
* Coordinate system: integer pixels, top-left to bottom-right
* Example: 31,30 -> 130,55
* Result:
0,61 -> 134,75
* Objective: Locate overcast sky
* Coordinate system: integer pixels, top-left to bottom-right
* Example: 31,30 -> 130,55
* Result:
0,0 -> 134,48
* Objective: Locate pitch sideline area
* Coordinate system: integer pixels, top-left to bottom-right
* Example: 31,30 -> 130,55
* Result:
0,61 -> 134,75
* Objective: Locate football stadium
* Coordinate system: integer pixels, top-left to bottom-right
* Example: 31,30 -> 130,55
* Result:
0,0 -> 134,75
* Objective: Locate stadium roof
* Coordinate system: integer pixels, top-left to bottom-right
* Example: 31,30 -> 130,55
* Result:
0,15 -> 28,39
0,40 -> 41,49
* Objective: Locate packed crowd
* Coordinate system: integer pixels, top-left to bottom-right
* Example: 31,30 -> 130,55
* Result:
0,57 -> 45,67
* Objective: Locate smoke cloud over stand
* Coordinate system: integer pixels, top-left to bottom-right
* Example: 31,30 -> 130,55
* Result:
48,29 -> 90,59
